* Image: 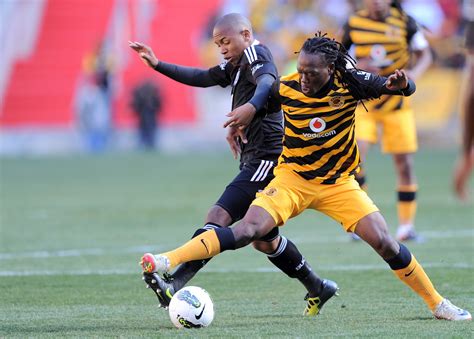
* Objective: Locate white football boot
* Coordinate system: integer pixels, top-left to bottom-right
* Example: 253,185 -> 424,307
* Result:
140,253 -> 171,274
432,299 -> 472,321
396,224 -> 419,242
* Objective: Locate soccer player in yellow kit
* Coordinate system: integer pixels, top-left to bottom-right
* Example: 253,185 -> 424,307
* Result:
130,13 -> 337,315
140,33 -> 471,321
340,0 -> 432,241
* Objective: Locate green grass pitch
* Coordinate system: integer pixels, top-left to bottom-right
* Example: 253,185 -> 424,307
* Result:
0,148 -> 472,337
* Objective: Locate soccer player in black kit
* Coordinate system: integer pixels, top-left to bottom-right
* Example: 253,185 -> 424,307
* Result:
129,13 -> 337,316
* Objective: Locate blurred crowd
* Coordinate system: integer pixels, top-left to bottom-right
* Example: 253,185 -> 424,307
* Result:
72,0 -> 470,154
199,0 -> 470,73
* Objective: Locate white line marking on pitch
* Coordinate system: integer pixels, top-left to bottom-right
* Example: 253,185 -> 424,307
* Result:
0,229 -> 471,261
0,262 -> 471,277
0,245 -> 164,260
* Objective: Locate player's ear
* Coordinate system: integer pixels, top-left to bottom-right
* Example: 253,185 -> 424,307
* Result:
241,29 -> 252,42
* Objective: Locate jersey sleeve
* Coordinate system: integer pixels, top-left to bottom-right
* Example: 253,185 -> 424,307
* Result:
270,78 -> 280,100
208,61 -> 233,88
266,77 -> 282,114
348,69 -> 415,100
243,44 -> 278,81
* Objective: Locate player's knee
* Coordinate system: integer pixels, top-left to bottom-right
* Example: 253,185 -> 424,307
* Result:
252,238 -> 279,254
205,205 -> 232,226
241,222 -> 259,244
373,232 -> 399,258
233,221 -> 260,247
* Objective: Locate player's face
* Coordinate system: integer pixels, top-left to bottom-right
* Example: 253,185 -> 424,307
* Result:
213,26 -> 251,65
365,0 -> 390,20
297,51 -> 334,97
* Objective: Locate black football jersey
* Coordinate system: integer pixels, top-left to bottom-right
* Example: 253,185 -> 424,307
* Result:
208,41 -> 283,165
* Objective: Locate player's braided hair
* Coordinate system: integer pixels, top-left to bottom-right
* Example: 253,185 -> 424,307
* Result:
299,32 -> 375,101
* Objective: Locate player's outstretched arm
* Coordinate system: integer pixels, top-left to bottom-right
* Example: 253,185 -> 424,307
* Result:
349,68 -> 416,100
377,69 -> 416,97
128,41 -> 217,88
129,41 -> 159,68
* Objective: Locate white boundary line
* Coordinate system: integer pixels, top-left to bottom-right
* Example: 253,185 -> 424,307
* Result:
0,245 -> 165,260
0,262 -> 472,277
0,229 -> 474,261
1,229 -> 472,261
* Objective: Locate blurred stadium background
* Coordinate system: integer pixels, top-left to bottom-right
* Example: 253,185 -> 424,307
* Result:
0,0 -> 469,155
1,1 -> 473,336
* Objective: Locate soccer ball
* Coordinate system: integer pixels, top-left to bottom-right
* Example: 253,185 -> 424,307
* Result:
168,286 -> 214,328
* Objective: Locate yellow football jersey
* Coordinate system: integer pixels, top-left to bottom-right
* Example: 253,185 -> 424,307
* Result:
276,69 -> 416,184
342,8 -> 419,112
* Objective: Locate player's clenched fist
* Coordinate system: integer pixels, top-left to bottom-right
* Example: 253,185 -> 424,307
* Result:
385,69 -> 409,91
128,41 -> 159,68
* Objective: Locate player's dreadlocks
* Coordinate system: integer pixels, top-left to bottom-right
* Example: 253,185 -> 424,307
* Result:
299,32 -> 378,101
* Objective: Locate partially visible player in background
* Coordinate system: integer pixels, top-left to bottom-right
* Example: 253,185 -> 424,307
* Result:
129,13 -> 337,316
453,0 -> 474,201
340,0 -> 432,241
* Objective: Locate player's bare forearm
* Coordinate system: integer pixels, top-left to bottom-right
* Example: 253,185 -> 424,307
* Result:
453,149 -> 474,201
407,48 -> 432,81
462,56 -> 474,155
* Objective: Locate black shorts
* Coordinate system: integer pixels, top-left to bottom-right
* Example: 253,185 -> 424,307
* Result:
215,159 -> 279,242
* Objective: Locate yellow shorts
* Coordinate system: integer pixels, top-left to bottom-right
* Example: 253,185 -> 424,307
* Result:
355,106 -> 418,154
251,165 -> 379,232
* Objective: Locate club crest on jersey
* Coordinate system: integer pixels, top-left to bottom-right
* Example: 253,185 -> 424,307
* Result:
329,96 -> 345,108
264,187 -> 277,196
309,117 -> 326,133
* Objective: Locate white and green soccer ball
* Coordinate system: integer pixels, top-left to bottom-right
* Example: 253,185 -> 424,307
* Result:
168,286 -> 214,328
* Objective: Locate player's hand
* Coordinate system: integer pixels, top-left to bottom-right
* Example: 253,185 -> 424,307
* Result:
223,103 -> 256,129
128,41 -> 159,68
226,126 -> 247,159
385,69 -> 409,91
